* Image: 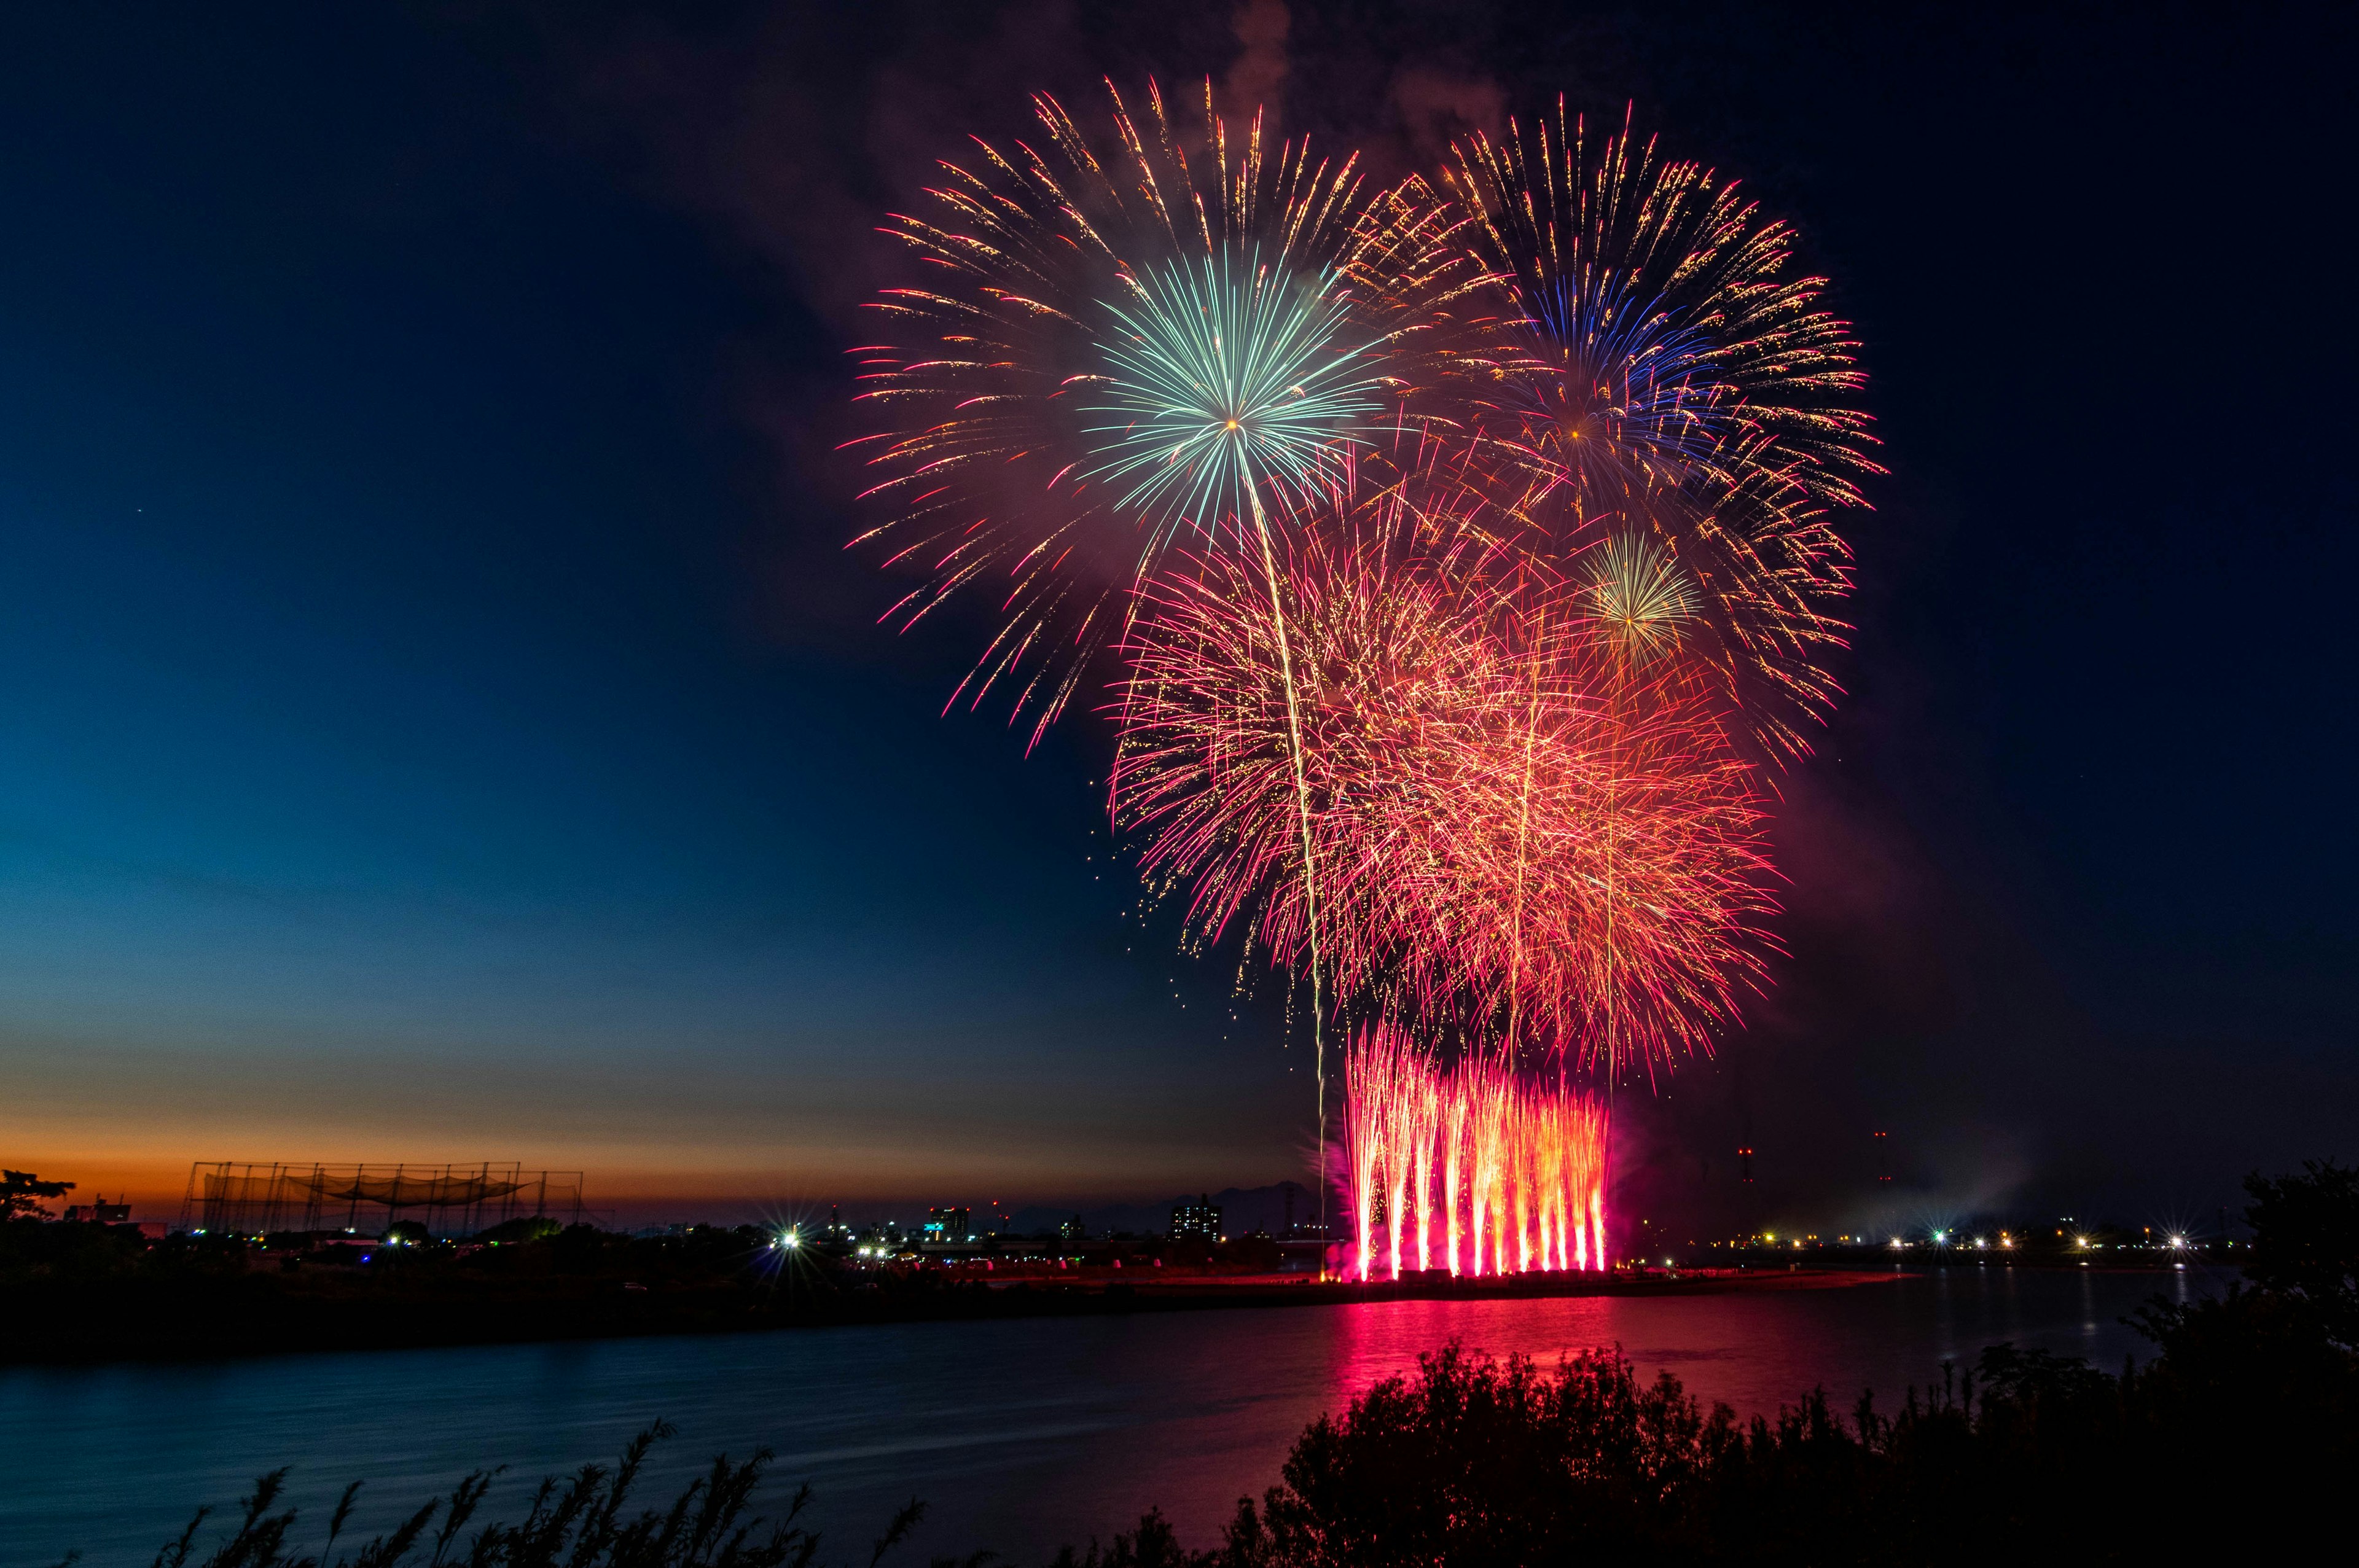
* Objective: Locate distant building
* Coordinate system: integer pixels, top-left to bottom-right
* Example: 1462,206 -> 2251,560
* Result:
925,1206 -> 972,1242
1057,1214 -> 1087,1242
1171,1195 -> 1221,1240
63,1195 -> 131,1224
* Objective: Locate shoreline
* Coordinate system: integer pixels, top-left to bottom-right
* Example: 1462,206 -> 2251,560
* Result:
0,1262 -> 2206,1368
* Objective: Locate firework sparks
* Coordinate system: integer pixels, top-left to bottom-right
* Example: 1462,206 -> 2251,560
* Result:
1345,1024 -> 1608,1282
1587,531 -> 1699,666
855,85 -> 1511,1199
1113,501 -> 1775,1080
851,79 -> 1490,739
1443,101 -> 1882,759
1081,246 -> 1383,534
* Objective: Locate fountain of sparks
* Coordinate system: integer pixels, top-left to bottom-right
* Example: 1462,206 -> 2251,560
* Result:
1343,1026 -> 1609,1282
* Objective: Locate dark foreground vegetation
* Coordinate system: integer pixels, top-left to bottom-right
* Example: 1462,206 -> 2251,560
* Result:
33,1161 -> 2359,1564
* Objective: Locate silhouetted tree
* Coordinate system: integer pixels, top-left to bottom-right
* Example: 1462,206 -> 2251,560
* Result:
2,1169 -> 74,1220
2240,1158 -> 2359,1346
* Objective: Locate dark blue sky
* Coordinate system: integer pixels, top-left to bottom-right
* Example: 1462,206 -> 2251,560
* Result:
3,2 -> 2351,1231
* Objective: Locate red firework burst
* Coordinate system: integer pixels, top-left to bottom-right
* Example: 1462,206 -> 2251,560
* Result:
1113,491 -> 1775,1081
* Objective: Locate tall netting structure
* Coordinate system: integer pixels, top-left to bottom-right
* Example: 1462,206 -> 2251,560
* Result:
181,1161 -> 585,1238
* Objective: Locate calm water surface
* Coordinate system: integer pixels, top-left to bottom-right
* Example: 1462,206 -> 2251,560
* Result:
4,1266 -> 2216,1566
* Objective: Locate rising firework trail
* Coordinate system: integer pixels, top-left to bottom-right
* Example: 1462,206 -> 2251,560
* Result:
1076,240 -> 1380,1184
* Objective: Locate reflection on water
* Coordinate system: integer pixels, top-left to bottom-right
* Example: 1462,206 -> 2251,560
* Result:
1,1267 -> 2216,1566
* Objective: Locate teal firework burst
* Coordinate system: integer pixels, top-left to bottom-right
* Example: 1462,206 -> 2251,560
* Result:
850,79 -> 1490,736
1081,246 -> 1387,544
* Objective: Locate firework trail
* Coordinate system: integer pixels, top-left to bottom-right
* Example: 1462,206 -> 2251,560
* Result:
1442,101 -> 1881,761
1345,1024 -> 1607,1281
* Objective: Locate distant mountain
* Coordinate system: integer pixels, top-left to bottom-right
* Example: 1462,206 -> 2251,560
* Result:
1008,1180 -> 1320,1238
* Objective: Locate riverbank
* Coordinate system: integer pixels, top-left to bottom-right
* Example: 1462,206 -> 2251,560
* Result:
3,1256 -> 2201,1366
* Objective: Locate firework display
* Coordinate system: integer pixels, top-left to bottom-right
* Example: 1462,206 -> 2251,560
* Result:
1344,1026 -> 1607,1282
1443,103 -> 1882,760
850,83 -> 1874,1273
848,80 -> 1492,741
1112,505 -> 1775,1082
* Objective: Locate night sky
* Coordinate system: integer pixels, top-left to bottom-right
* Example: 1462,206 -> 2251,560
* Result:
2,4 -> 2351,1235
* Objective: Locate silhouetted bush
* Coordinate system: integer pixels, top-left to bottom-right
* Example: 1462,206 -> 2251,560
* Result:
0,1216 -> 152,1279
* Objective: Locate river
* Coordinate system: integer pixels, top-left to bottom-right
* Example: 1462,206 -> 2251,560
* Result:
3,1265 -> 2216,1566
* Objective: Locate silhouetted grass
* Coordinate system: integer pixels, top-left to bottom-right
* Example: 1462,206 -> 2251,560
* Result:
43,1421 -> 924,1568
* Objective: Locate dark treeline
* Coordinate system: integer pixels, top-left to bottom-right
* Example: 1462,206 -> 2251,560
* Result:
0,1215 -> 791,1361
34,1162 -> 2359,1564
0,1215 -> 1070,1362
